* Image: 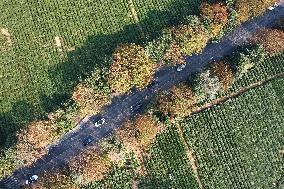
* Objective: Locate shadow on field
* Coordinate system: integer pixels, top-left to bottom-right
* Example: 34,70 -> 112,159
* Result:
0,0 -> 202,149
45,0 -> 201,112
0,101 -> 36,149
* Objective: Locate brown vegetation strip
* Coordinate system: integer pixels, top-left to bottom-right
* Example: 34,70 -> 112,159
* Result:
175,124 -> 204,189
192,72 -> 284,115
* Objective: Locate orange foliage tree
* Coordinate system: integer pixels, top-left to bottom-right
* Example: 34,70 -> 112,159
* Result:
16,121 -> 57,166
200,2 -> 229,38
116,115 -> 160,151
158,84 -> 197,117
108,44 -> 156,94
72,83 -> 110,117
235,0 -> 278,23
116,114 -> 160,175
249,28 -> 284,54
211,61 -> 234,90
68,148 -> 111,184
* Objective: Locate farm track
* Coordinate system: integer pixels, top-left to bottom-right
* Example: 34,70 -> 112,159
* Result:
175,123 -> 204,189
0,3 -> 284,189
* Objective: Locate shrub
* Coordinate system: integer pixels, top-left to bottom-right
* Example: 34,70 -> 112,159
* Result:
194,69 -> 221,101
236,45 -> 266,78
211,61 -> 234,90
200,3 -> 229,38
108,44 -> 156,94
145,30 -> 173,63
51,103 -> 80,136
0,148 -> 18,179
183,15 -> 203,27
235,0 -> 278,23
249,28 -> 284,54
16,120 -> 57,166
158,84 -> 197,117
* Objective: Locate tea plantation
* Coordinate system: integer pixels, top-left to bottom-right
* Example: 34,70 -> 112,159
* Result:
182,77 -> 284,189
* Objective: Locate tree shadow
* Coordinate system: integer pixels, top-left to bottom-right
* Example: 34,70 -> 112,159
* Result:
0,101 -> 39,149
45,0 -> 202,112
1,0 -> 204,149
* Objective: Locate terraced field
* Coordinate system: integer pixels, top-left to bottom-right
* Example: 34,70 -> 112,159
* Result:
182,78 -> 284,189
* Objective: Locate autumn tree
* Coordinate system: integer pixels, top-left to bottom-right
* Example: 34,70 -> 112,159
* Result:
235,0 -> 278,23
16,120 -> 57,166
71,66 -> 112,117
211,61 -> 234,90
163,22 -> 210,64
200,2 -> 229,38
116,115 -> 160,174
72,83 -> 110,117
68,148 -> 111,184
108,44 -> 156,94
116,115 -> 160,151
249,28 -> 284,54
158,84 -> 197,117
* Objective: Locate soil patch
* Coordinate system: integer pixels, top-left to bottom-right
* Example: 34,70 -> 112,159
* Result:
0,28 -> 12,46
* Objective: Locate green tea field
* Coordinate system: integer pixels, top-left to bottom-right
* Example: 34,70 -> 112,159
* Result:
182,78 -> 284,189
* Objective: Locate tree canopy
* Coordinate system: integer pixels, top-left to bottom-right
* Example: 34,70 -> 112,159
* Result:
250,28 -> 284,54
235,0 -> 278,23
200,2 -> 229,38
108,44 -> 156,94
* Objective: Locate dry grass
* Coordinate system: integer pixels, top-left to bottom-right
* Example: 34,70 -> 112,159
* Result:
0,28 -> 12,46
